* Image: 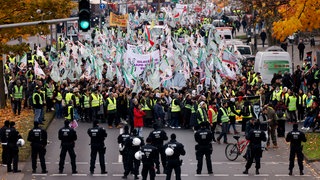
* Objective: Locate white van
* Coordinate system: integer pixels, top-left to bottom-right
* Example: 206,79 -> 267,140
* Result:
232,44 -> 255,62
216,28 -> 233,39
254,46 -> 292,84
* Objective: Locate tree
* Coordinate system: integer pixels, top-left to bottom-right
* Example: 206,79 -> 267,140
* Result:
272,0 -> 320,41
0,0 -> 76,108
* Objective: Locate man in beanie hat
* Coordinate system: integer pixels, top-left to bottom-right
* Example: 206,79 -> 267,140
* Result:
286,124 -> 307,175
87,120 -> 108,174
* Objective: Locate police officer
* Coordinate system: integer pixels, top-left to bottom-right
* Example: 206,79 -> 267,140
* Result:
122,129 -> 144,179
7,121 -> 22,173
194,122 -> 213,174
163,133 -> 186,180
148,123 -> 168,174
0,120 -> 10,166
87,120 -> 108,174
140,137 -> 159,180
58,120 -> 77,174
243,121 -> 267,175
27,121 -> 48,173
286,124 -> 307,175
118,125 -> 131,177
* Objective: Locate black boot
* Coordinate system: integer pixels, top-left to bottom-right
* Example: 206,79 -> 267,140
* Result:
300,170 -> 304,175
243,169 -> 248,174
289,170 -> 292,175
256,169 -> 259,175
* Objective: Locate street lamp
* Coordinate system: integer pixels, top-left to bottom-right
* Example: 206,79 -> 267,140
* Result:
288,35 -> 294,72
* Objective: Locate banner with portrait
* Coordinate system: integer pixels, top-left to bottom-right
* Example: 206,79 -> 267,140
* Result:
109,12 -> 128,27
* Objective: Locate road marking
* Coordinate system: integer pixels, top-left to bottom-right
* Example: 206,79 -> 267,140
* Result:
214,174 -> 229,176
113,174 -> 124,176
112,162 -> 123,165
254,174 -> 269,176
32,173 -> 47,176
195,174 -> 209,176
92,174 -> 108,176
234,174 -> 249,176
180,174 -> 188,176
72,174 -> 87,176
294,175 -> 311,177
50,174 -> 67,176
156,174 -> 166,177
275,174 -> 290,176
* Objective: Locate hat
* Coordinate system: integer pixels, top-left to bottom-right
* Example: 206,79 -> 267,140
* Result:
199,101 -> 205,107
73,87 -> 79,93
230,98 -> 235,102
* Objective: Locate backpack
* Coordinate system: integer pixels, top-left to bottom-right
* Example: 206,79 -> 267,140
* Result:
276,109 -> 284,118
242,106 -> 250,116
63,107 -> 69,117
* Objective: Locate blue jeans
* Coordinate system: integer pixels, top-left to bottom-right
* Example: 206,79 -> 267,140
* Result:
303,116 -> 314,128
217,122 -> 228,143
55,103 -> 63,119
34,108 -> 42,123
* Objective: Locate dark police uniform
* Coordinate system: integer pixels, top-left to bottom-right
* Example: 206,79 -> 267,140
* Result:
117,127 -> 130,178
194,125 -> 213,174
87,121 -> 107,174
0,121 -> 10,165
243,124 -> 267,175
6,122 -> 22,172
163,134 -> 186,180
286,124 -> 307,175
27,122 -> 48,173
58,121 -> 77,174
140,140 -> 158,180
123,131 -> 144,179
148,125 -> 168,173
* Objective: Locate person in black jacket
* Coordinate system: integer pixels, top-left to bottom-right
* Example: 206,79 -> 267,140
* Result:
7,121 -> 22,173
163,133 -> 186,180
58,120 -> 78,174
87,120 -> 108,174
140,137 -> 159,180
194,122 -> 213,174
286,124 -> 307,175
148,123 -> 168,174
0,120 -> 10,166
243,122 -> 267,175
27,121 -> 48,173
118,125 -> 131,177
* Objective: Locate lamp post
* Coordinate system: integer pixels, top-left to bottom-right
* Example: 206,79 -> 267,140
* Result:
288,35 -> 294,72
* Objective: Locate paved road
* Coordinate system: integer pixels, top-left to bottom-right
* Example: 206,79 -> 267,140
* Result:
1,118 -> 319,180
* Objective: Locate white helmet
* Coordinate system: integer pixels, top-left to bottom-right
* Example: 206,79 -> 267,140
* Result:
132,137 -> 141,146
134,150 -> 144,160
17,139 -> 25,147
165,147 -> 174,156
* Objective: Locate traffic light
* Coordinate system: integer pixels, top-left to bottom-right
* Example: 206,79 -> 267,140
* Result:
79,0 -> 91,32
221,15 -> 229,24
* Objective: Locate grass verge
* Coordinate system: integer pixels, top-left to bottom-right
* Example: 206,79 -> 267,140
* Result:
303,133 -> 320,161
0,104 -> 55,162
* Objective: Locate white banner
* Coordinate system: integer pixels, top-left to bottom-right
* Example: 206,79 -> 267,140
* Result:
127,44 -> 144,54
175,4 -> 188,15
125,50 -> 160,77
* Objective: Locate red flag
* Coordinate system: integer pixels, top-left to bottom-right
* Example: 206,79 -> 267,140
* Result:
174,13 -> 180,18
145,26 -> 154,46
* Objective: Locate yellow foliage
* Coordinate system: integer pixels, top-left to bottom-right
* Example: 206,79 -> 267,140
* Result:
272,0 -> 320,41
0,0 -> 76,54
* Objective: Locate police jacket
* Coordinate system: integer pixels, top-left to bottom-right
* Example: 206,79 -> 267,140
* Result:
125,135 -> 144,153
163,140 -> 186,160
118,132 -> 130,145
247,129 -> 266,149
194,128 -> 213,146
141,144 -> 159,164
286,129 -> 307,148
7,127 -> 22,145
87,125 -> 107,146
58,125 -> 77,146
148,129 -> 168,147
27,127 -> 47,147
0,125 -> 9,144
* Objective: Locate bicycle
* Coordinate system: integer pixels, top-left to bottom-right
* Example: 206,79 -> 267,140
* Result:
225,135 -> 250,161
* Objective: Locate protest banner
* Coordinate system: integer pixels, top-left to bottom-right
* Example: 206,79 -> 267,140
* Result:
109,12 -> 128,27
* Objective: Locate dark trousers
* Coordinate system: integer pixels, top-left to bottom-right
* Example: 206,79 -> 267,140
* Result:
288,111 -> 297,123
245,147 -> 262,170
217,122 -> 228,143
122,151 -> 130,175
242,118 -> 250,132
13,100 -> 22,115
31,145 -> 47,171
125,152 -> 140,176
267,126 -> 277,146
59,145 -> 77,172
91,107 -> 100,121
166,159 -> 181,180
228,116 -> 237,133
210,122 -> 217,141
83,108 -> 92,122
46,98 -> 53,112
289,146 -> 304,171
90,145 -> 106,172
141,163 -> 155,180
7,144 -> 19,172
196,150 -> 212,173
1,144 -> 8,165
107,113 -> 118,126
299,50 -> 304,61
277,120 -> 285,137
297,106 -> 305,121
155,145 -> 166,172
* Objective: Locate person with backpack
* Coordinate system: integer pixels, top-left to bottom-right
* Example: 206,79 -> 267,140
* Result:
241,100 -> 256,132
262,105 -> 278,148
